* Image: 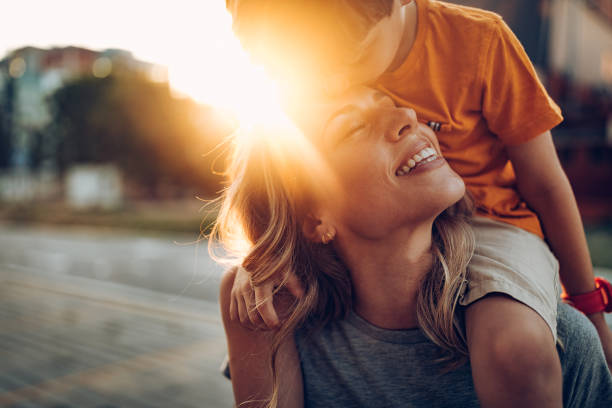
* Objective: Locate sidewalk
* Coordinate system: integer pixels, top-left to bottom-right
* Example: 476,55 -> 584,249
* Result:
0,200 -> 212,234
0,264 -> 233,408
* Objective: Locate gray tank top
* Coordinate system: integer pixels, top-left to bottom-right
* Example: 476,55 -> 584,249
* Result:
295,311 -> 478,408
294,304 -> 612,408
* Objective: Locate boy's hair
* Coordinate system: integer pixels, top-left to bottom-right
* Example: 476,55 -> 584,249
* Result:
226,0 -> 394,81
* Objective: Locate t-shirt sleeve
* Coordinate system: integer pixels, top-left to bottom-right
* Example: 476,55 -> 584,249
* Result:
481,18 -> 563,146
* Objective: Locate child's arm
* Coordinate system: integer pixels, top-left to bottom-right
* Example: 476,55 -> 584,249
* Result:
220,267 -> 304,406
230,265 -> 304,329
507,131 -> 612,369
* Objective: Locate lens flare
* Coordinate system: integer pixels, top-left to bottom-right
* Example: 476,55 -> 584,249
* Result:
164,3 -> 295,133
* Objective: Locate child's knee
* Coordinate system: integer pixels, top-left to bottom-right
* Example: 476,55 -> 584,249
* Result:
487,322 -> 559,380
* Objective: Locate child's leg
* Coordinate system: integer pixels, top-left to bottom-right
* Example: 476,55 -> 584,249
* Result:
460,216 -> 563,408
465,294 -> 562,408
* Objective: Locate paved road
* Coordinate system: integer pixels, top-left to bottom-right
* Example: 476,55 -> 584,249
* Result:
0,224 -> 233,407
0,224 -> 225,302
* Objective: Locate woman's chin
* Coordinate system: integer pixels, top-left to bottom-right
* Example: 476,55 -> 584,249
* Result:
431,171 -> 466,208
448,176 -> 466,203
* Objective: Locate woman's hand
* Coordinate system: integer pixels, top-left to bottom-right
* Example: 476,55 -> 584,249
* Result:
230,265 -> 305,330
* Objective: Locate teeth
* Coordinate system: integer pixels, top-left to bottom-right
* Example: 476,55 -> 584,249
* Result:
396,147 -> 439,176
413,147 -> 437,163
421,148 -> 433,159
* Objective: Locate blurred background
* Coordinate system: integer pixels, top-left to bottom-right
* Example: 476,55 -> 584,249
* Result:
0,0 -> 611,407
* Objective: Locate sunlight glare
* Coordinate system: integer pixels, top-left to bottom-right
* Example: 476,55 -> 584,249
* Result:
165,3 -> 292,132
1,0 -> 300,140
1,1 -> 294,131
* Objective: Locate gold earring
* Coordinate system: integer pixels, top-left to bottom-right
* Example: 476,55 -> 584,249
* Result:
321,231 -> 335,244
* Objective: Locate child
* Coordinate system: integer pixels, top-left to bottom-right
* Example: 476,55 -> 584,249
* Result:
225,0 -> 612,406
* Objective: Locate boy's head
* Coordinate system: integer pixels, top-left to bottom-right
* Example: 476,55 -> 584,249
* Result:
227,0 -> 411,95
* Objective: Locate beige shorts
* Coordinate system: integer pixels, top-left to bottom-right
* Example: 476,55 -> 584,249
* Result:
458,216 -> 561,341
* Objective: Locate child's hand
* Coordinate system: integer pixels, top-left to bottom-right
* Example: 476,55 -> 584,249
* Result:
229,265 -> 304,330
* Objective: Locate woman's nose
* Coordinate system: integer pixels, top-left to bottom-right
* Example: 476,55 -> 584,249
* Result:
385,108 -> 418,142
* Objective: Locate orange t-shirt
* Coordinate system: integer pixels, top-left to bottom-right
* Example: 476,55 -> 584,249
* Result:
376,0 -> 563,238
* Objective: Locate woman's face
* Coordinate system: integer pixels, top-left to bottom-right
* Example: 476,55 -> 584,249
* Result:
297,86 -> 465,239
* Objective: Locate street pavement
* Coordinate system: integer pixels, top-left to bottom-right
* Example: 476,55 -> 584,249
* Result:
0,223 -> 233,407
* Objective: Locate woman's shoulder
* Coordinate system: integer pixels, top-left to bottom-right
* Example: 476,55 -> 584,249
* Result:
220,266 -> 239,294
295,305 -> 612,407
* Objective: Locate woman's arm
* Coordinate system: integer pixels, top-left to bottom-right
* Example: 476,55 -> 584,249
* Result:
220,267 -> 304,407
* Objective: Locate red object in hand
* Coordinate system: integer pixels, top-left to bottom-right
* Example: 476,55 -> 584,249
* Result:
562,277 -> 612,315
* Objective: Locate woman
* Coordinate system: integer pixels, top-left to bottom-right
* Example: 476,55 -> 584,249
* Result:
214,87 -> 612,407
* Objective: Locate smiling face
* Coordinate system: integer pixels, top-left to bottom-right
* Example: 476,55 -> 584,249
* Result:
296,86 -> 465,240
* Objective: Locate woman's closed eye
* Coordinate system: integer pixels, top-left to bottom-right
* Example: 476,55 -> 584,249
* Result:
336,123 -> 367,144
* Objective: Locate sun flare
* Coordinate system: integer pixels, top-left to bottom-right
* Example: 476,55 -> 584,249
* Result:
2,0 -> 295,131
165,3 -> 293,131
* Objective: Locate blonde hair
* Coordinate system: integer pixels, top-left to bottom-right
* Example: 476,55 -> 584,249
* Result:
211,128 -> 475,407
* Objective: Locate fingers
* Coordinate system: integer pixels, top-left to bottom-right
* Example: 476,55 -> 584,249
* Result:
245,287 -> 262,327
230,266 -> 267,329
237,284 -> 264,329
254,285 -> 279,329
231,266 -> 254,327
228,264 -> 303,330
285,274 -> 305,299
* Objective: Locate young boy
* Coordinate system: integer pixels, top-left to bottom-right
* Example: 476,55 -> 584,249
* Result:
225,0 -> 612,406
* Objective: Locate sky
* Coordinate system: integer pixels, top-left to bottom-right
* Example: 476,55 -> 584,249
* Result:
1,0 -> 287,125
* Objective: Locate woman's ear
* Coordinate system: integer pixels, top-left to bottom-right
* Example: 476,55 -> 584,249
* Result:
302,214 -> 336,244
302,214 -> 321,242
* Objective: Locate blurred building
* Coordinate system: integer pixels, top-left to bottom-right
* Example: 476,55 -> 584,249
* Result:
66,164 -> 123,210
0,46 -> 167,172
0,46 -> 168,203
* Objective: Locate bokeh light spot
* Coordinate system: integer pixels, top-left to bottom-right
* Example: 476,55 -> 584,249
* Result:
9,57 -> 26,78
92,57 -> 112,78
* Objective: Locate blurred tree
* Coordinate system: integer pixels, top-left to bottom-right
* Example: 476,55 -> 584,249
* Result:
0,76 -> 15,169
46,73 -> 234,198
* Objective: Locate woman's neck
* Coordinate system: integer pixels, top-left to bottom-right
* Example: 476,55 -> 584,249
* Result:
336,222 -> 434,330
